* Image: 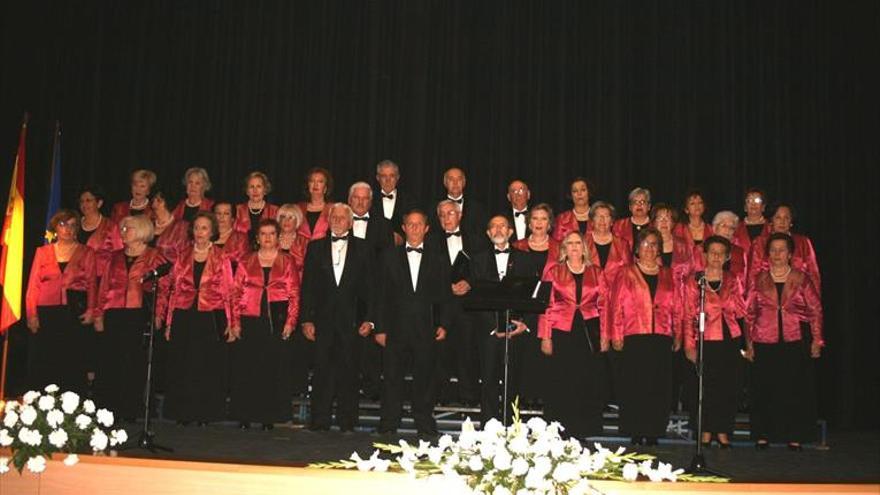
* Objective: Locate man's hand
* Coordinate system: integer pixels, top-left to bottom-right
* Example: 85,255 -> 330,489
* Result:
358,322 -> 374,337
374,333 -> 387,347
302,322 -> 316,341
435,326 -> 447,341
451,280 -> 471,296
540,338 -> 553,356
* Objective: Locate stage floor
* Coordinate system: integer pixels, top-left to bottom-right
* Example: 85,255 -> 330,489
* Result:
113,421 -> 880,484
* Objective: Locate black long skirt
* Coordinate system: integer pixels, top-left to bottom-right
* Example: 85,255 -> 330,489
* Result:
518,315 -> 550,405
543,318 -> 606,438
751,341 -> 817,442
29,291 -> 90,394
164,309 -> 228,422
686,338 -> 742,434
619,334 -> 673,438
94,308 -> 149,419
229,302 -> 294,424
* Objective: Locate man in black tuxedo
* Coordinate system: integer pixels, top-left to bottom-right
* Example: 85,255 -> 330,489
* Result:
375,209 -> 451,438
505,179 -> 532,242
431,167 -> 488,240
347,181 -> 393,400
429,200 -> 486,405
300,203 -> 376,432
472,215 -> 533,425
371,159 -> 414,246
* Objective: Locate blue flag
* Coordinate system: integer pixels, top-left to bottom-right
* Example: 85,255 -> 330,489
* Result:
44,121 -> 62,244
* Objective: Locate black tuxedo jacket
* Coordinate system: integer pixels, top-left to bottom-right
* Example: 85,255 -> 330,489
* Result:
431,195 -> 489,239
355,213 -> 394,256
471,247 -> 539,331
504,207 -> 532,242
377,243 -> 453,337
300,236 -> 375,331
371,188 -> 417,236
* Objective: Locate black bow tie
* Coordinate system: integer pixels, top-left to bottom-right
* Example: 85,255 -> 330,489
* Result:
353,216 -> 368,222
514,210 -> 528,217
445,231 -> 462,238
448,197 -> 463,204
381,193 -> 394,200
331,235 -> 348,242
494,248 -> 511,254
406,246 -> 423,253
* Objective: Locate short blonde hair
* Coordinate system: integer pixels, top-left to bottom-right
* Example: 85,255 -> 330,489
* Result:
119,215 -> 155,243
276,203 -> 304,229
131,169 -> 157,188
243,171 -> 272,195
712,210 -> 739,230
557,231 -> 592,266
183,167 -> 212,192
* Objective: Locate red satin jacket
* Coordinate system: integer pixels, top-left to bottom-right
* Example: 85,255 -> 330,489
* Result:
537,263 -> 607,340
153,219 -> 190,264
551,210 -> 591,241
586,234 -> 632,279
26,244 -> 97,319
231,251 -> 300,329
282,233 -> 310,280
171,198 -> 216,220
233,203 -> 279,234
296,203 -> 331,241
611,264 -> 682,341
95,247 -> 168,317
746,269 -> 823,346
732,221 -> 768,253
216,230 -> 251,266
611,217 -> 651,247
682,274 -> 746,350
159,245 -> 235,326
83,217 -> 122,278
110,201 -> 153,224
747,232 -> 821,295
512,237 -> 560,278
672,222 -> 715,274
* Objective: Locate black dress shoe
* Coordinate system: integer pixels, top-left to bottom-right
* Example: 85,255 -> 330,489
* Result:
719,442 -> 732,449
643,437 -> 658,446
262,423 -> 274,431
238,422 -> 250,430
755,440 -> 769,450
308,424 -> 330,432
787,442 -> 803,451
630,436 -> 642,446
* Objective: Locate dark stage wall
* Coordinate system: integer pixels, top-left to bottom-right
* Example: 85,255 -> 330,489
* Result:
1,2 -> 877,427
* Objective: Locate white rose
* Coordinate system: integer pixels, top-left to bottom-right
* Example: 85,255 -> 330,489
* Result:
26,455 -> 47,473
3,400 -> 19,413
0,457 -> 9,474
468,455 -> 484,472
18,427 -> 42,446
438,434 -> 454,450
508,435 -> 529,454
551,462 -> 577,483
493,448 -> 512,471
90,429 -> 109,451
524,469 -> 545,490
427,447 -> 444,465
479,442 -> 497,461
549,440 -> 566,459
110,429 -> 128,446
511,457 -> 530,476
526,416 -> 547,435
492,486 -> 512,495
82,399 -> 96,414
75,414 -> 92,430
60,392 -> 80,414
63,454 -> 80,466
569,479 -> 593,495
531,456 -> 552,478
38,395 -> 56,412
96,408 -> 114,427
47,409 -> 65,428
2,410 -> 18,428
19,405 -> 38,426
622,462 -> 639,481
396,454 -> 415,474
49,429 -> 69,449
44,384 -> 60,393
0,429 -> 12,447
483,418 -> 504,437
22,390 -> 40,404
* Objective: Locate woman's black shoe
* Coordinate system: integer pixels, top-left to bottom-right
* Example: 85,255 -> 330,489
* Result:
262,423 -> 274,431
630,436 -> 642,446
238,422 -> 250,430
719,442 -> 732,449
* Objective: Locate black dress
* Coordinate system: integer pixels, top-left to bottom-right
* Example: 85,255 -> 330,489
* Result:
229,267 -> 294,424
306,211 -> 321,234
518,247 -> 551,403
164,260 -> 227,422
619,271 -> 673,439
95,255 -> 150,420
746,223 -> 765,240
544,272 -> 606,438
751,282 -> 817,442
29,262 -> 90,395
577,220 -> 589,235
595,242 -> 611,269
183,205 -> 200,223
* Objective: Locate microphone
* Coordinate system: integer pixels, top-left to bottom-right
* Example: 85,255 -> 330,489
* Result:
141,262 -> 172,283
694,271 -> 706,285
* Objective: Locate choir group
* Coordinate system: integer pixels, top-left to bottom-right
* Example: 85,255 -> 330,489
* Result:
24,162 -> 823,450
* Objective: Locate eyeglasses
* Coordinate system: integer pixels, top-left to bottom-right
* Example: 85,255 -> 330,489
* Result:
509,188 -> 528,195
631,199 -> 648,206
640,241 -> 659,248
747,197 -> 764,204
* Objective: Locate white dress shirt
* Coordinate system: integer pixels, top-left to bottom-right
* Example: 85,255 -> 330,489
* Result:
331,232 -> 349,285
447,195 -> 464,214
445,228 -> 463,265
352,213 -> 369,239
405,242 -> 423,292
381,189 -> 397,220
512,207 -> 528,240
494,243 -> 511,280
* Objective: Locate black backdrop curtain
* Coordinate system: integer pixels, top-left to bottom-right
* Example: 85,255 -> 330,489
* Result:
1,1 -> 877,428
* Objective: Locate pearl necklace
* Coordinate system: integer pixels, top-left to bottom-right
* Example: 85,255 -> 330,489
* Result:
185,198 -> 203,208
770,266 -> 791,281
637,261 -> 659,274
193,242 -> 212,254
258,249 -> 277,264
248,201 -> 265,215
154,215 -> 174,230
81,215 -> 102,232
566,261 -> 585,274
130,197 -> 148,210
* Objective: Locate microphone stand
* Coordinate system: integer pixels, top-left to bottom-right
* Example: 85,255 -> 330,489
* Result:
500,309 -> 512,426
126,273 -> 173,453
688,275 -> 722,476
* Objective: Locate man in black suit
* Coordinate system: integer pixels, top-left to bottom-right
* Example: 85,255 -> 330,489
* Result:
375,209 -> 451,438
347,181 -> 393,400
472,215 -> 532,425
429,200 -> 486,406
300,203 -> 375,432
505,179 -> 532,242
371,159 -> 413,246
431,167 -> 488,240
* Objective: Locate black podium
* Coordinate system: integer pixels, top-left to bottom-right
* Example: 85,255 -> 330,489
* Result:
464,275 -> 549,424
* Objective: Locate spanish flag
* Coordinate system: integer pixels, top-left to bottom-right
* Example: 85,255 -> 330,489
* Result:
0,117 -> 27,333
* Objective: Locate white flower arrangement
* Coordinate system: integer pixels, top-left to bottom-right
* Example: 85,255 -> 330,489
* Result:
0,385 -> 128,475
312,400 -> 725,493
